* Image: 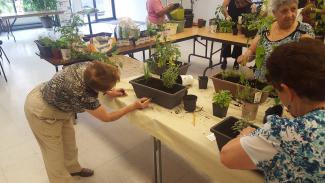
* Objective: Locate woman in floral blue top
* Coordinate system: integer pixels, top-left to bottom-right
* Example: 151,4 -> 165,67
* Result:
220,38 -> 325,182
237,0 -> 315,82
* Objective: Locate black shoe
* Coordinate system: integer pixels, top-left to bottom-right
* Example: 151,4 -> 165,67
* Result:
233,61 -> 239,70
221,59 -> 227,70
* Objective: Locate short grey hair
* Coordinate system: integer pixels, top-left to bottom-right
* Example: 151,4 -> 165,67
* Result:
270,0 -> 298,11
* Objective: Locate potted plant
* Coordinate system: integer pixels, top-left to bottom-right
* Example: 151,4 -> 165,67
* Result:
35,36 -> 55,58
183,94 -> 198,112
214,6 -> 234,33
238,82 -> 260,121
198,75 -> 208,89
210,116 -> 258,150
149,34 -> 190,75
241,13 -> 274,38
23,0 -> 58,28
212,90 -> 233,118
129,74 -> 187,109
210,69 -> 269,103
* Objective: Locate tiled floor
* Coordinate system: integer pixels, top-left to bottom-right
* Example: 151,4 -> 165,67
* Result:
0,24 -> 240,183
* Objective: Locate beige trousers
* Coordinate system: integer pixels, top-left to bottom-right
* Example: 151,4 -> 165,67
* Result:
24,85 -> 81,183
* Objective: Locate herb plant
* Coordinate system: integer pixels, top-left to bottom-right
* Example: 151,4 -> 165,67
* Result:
231,119 -> 254,132
212,90 -> 233,108
162,66 -> 179,88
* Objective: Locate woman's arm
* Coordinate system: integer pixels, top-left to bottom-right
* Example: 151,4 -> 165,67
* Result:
220,137 -> 257,169
156,3 -> 178,17
223,0 -> 231,19
86,98 -> 150,122
237,35 -> 260,65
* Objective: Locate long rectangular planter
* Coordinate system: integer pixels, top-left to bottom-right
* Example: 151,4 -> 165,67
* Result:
210,72 -> 269,103
129,76 -> 187,109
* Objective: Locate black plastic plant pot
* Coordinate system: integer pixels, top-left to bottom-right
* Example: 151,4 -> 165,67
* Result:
263,105 -> 283,124
210,116 -> 259,150
129,76 -> 187,109
198,19 -> 206,28
35,40 -> 53,58
183,95 -> 197,112
198,76 -> 208,89
212,103 -> 228,118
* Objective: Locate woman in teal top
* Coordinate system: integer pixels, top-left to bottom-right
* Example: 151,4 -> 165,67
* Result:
237,0 -> 314,81
220,39 -> 325,182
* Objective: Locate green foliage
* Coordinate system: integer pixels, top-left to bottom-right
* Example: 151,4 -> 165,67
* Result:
0,0 -> 12,13
23,0 -> 58,11
38,36 -> 55,47
55,37 -> 69,49
214,5 -> 234,33
242,13 -> 274,32
154,34 -> 181,68
255,44 -> 266,69
55,14 -> 84,48
212,90 -> 233,108
231,119 -> 254,132
237,76 -> 256,103
221,69 -> 241,79
162,66 -> 179,88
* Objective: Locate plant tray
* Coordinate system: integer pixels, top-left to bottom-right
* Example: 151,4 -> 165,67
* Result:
210,116 -> 259,150
210,72 -> 269,103
129,76 -> 187,109
35,40 -> 53,58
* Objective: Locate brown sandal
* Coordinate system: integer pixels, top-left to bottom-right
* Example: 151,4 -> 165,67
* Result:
70,168 -> 94,177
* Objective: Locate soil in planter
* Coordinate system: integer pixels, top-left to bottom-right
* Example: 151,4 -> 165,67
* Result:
215,74 -> 268,90
137,77 -> 184,94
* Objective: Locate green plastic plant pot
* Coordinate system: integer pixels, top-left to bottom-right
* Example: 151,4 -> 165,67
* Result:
169,8 -> 185,20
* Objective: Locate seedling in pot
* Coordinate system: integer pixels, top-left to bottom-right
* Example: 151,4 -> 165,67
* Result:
212,90 -> 232,118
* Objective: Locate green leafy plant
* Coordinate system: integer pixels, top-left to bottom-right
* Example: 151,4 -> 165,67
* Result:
221,69 -> 241,79
38,36 -> 55,47
162,66 -> 179,88
154,34 -> 181,68
237,75 -> 256,103
231,119 -> 254,132
214,5 -> 234,33
23,0 -> 58,11
0,0 -> 12,13
212,90 -> 233,108
55,14 -> 84,48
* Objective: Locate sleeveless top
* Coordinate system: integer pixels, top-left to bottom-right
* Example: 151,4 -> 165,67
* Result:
254,22 -> 315,82
251,109 -> 325,182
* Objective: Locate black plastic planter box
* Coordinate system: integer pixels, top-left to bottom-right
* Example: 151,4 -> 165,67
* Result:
129,76 -> 188,109
210,116 -> 259,150
35,40 -> 53,58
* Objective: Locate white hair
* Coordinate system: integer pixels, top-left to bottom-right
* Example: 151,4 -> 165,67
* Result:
271,0 -> 298,11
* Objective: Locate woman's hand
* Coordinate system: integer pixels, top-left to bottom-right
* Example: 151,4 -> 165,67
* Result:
133,98 -> 151,109
106,88 -> 127,97
237,49 -> 253,66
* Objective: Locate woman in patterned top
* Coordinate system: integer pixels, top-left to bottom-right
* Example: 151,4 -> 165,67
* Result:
220,38 -> 325,182
24,61 -> 150,183
237,0 -> 315,81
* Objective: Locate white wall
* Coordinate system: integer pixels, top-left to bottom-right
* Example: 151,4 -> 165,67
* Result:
193,0 -> 222,22
115,0 -> 147,22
